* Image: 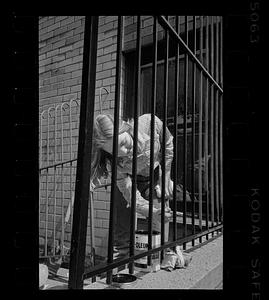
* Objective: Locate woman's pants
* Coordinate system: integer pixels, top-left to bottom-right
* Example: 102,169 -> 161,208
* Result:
113,167 -> 170,260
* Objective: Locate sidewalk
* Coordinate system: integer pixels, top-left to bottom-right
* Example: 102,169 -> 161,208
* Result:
84,234 -> 223,289
44,234 -> 223,290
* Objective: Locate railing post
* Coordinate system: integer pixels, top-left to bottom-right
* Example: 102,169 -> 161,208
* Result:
204,16 -> 210,239
146,16 -> 158,268
160,15 -> 169,260
129,15 -> 141,274
191,15 -> 196,246
198,16 -> 204,243
219,17 -> 223,223
106,15 -> 123,284
183,15 -> 189,250
172,15 -> 180,249
68,16 -> 99,289
209,16 -> 215,232
214,17 -> 220,227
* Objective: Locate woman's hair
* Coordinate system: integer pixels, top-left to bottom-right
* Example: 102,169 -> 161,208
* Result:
93,114 -> 114,148
90,145 -> 111,183
90,114 -> 114,184
90,114 -> 144,187
93,114 -> 134,148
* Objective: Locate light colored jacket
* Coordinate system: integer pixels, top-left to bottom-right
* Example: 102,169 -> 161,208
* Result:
114,114 -> 174,216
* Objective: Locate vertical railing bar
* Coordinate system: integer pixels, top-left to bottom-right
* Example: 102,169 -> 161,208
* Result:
45,109 -> 51,256
89,191 -> 96,283
212,17 -> 216,232
218,16 -> 222,222
219,93 -> 223,223
69,101 -> 73,245
209,17 -> 213,78
215,18 -> 219,85
219,18 -> 223,223
69,100 -> 74,160
40,110 -> 47,165
45,169 -> 49,257
39,170 -> 42,249
60,104 -> 65,162
220,17 -> 223,87
60,104 -> 65,255
182,15 -> 188,250
106,15 -> 123,284
215,18 -> 220,227
198,16 -> 203,242
54,105 -> 61,255
53,107 -> 57,256
39,112 -> 43,167
209,16 -> 215,232
172,15 -> 180,248
215,89 -> 219,226
53,164 -> 57,256
160,15 -> 169,260
213,17 -> 218,231
70,163 -> 73,243
191,15 -> 196,247
129,15 -> 141,274
39,112 -> 43,248
68,16 -> 99,289
204,16 -> 209,239
69,99 -> 77,233
147,15 -> 157,267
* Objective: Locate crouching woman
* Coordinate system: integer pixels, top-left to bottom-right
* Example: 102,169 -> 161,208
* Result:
90,113 -> 176,260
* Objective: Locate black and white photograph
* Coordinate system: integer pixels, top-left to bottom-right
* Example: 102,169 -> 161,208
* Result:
38,15 -> 224,290
10,7 -> 262,296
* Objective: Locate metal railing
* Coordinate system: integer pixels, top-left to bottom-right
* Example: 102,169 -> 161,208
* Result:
66,15 -> 223,288
39,99 -> 80,263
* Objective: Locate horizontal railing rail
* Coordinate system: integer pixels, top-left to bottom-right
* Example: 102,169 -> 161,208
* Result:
83,224 -> 223,279
39,158 -> 77,171
157,16 -> 223,93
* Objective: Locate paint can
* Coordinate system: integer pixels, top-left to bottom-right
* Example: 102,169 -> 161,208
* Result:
111,273 -> 137,289
134,230 -> 161,272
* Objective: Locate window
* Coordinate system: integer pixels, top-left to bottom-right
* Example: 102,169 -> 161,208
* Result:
123,26 -> 208,122
123,26 -> 210,198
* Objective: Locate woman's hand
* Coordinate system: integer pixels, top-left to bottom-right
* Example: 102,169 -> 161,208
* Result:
152,207 -> 173,223
155,170 -> 174,199
165,176 -> 174,199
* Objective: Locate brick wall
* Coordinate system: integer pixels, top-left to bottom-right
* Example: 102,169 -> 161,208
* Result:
39,16 -> 84,111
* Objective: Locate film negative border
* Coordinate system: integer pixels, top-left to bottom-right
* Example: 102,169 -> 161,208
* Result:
223,4 -> 263,299
9,13 -> 39,290
9,5 -> 262,295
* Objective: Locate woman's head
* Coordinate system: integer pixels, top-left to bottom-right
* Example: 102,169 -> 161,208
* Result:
91,114 -> 146,186
94,114 -> 114,145
93,114 -> 134,157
